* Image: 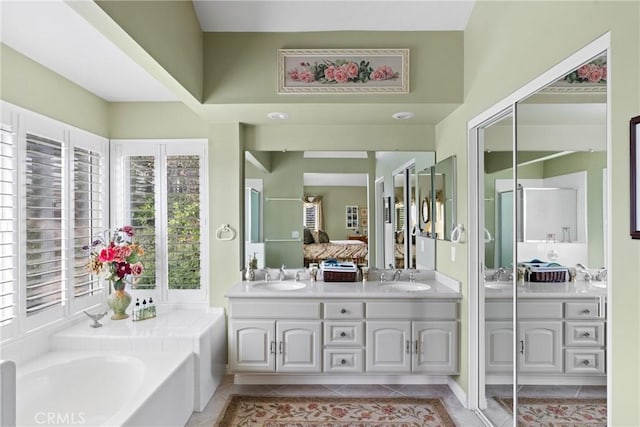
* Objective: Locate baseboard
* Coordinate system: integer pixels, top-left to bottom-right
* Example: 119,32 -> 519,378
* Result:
447,377 -> 468,408
486,374 -> 606,386
232,374 -> 451,385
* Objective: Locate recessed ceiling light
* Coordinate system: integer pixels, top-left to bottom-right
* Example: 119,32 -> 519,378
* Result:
267,112 -> 289,120
392,112 -> 415,120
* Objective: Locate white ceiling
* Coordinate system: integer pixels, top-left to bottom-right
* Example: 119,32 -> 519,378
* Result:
0,0 -> 474,104
0,0 -> 178,102
193,1 -> 476,32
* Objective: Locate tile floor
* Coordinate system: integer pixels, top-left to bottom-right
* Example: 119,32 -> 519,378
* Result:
481,385 -> 607,427
186,375 -> 485,426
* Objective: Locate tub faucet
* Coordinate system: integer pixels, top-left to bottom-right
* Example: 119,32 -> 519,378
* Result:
393,270 -> 402,282
575,263 -> 593,281
279,264 -> 287,281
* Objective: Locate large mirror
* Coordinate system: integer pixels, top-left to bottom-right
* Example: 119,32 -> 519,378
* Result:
244,150 -> 435,270
478,53 -> 608,425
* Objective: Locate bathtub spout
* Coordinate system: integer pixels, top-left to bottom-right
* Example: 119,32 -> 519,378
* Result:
83,310 -> 108,328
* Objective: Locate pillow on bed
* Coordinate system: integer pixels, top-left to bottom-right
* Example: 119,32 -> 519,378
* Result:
303,228 -> 315,244
317,230 -> 330,243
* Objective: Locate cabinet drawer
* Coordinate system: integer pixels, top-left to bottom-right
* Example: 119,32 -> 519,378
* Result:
518,302 -> 563,319
323,349 -> 363,373
486,301 -> 512,320
231,301 -> 321,319
367,302 -> 457,320
565,321 -> 605,347
324,321 -> 364,346
564,349 -> 605,375
324,302 -> 364,319
565,302 -> 599,319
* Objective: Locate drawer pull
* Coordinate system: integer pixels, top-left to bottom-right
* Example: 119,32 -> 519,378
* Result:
415,340 -> 419,355
581,309 -> 591,315
270,341 -> 276,354
582,332 -> 591,337
520,340 -> 524,355
341,308 -> 347,314
279,342 -> 283,354
582,359 -> 590,366
406,340 -> 411,354
340,332 -> 347,337
341,359 -> 347,365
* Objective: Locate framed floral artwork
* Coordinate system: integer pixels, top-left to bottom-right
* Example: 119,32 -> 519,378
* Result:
278,49 -> 409,94
631,115 -> 640,239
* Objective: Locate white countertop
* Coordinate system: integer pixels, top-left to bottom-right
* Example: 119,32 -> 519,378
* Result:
225,279 -> 461,299
485,280 -> 607,299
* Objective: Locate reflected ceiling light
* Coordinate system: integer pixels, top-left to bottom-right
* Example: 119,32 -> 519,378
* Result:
392,111 -> 415,120
267,112 -> 289,120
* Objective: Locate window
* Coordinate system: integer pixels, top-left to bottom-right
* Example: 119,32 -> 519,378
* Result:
112,140 -> 208,302
1,102 -> 108,337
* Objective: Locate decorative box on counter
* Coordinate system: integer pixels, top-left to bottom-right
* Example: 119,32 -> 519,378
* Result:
520,261 -> 568,282
320,260 -> 358,282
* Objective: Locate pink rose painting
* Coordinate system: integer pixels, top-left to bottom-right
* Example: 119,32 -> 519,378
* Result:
564,59 -> 607,84
280,49 -> 408,93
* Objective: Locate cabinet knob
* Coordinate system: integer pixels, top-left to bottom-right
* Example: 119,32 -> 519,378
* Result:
582,359 -> 590,366
581,309 -> 590,315
340,332 -> 347,337
582,332 -> 591,337
341,359 -> 347,365
341,308 -> 347,314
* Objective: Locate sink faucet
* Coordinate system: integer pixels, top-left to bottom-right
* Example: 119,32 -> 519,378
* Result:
393,269 -> 402,282
295,270 -> 302,282
379,272 -> 386,282
595,267 -> 607,281
492,267 -> 506,281
279,264 -> 287,281
575,263 -> 593,281
409,270 -> 416,282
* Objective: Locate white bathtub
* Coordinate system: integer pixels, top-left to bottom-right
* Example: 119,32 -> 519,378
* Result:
16,351 -> 194,427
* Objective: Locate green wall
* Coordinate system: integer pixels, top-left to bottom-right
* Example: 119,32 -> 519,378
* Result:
436,1 -> 640,423
0,44 -> 109,136
304,186 -> 368,240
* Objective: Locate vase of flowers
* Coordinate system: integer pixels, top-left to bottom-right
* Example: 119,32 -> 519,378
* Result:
85,226 -> 145,320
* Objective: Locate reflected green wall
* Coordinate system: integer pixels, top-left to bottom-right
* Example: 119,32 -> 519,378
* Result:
304,186 -> 368,241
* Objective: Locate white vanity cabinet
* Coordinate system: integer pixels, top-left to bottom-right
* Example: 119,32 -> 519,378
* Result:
366,301 -> 459,374
228,301 -> 322,373
227,295 -> 461,379
485,296 -> 606,382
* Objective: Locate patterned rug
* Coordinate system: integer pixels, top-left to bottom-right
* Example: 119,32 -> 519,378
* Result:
496,397 -> 607,426
216,395 -> 457,427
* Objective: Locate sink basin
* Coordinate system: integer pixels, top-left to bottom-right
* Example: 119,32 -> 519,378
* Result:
485,281 -> 512,290
380,281 -> 432,292
252,281 -> 306,291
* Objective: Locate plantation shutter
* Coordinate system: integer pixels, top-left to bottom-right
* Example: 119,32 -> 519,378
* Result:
25,133 -> 64,315
0,125 -> 16,326
303,203 -> 317,230
128,156 -> 156,288
73,146 -> 104,298
166,155 -> 201,290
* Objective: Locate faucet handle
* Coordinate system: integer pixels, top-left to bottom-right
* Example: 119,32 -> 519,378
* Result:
265,271 -> 272,282
380,272 -> 386,282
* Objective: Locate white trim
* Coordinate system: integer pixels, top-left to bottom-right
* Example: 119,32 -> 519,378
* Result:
447,376 -> 468,408
466,33 -> 611,420
232,374 -> 451,385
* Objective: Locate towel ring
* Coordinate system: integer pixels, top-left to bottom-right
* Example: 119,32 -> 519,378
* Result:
216,224 -> 236,241
451,224 -> 465,243
484,228 -> 493,243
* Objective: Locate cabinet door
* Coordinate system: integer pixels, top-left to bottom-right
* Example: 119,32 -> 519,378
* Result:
485,321 -> 514,373
413,321 -> 458,373
366,321 -> 411,372
229,320 -> 275,372
518,321 -> 562,373
276,321 -> 322,373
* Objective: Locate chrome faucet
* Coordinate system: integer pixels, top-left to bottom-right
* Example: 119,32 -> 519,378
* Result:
279,264 -> 287,281
379,272 -> 386,282
409,270 -> 416,282
264,271 -> 272,282
575,263 -> 593,281
595,267 -> 607,281
295,270 -> 302,282
393,269 -> 402,282
492,267 -> 506,281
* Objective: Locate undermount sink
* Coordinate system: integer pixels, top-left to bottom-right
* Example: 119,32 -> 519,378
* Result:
485,281 -> 513,290
252,281 -> 306,291
380,281 -> 432,292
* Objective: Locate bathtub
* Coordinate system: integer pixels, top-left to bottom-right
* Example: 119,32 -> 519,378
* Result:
15,351 -> 193,427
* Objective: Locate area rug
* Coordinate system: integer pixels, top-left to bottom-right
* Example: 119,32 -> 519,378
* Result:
496,397 -> 607,426
216,395 -> 457,427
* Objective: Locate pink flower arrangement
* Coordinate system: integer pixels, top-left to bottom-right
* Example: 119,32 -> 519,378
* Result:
564,59 -> 607,84
85,226 -> 145,291
288,58 -> 399,85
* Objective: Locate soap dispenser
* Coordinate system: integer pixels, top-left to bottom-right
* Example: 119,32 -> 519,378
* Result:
245,256 -> 256,281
